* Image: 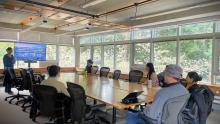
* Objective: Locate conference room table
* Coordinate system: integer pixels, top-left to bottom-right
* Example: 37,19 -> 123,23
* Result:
57,73 -> 160,124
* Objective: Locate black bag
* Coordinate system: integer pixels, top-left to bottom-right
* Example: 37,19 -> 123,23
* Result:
179,85 -> 214,124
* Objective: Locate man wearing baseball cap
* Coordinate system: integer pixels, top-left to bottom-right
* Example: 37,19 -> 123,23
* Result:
126,64 -> 189,124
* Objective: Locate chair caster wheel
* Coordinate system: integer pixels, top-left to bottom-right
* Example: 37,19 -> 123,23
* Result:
15,102 -> 18,105
22,109 -> 25,112
5,99 -> 7,101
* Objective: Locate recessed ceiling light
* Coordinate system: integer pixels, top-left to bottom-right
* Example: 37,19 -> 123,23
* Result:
82,0 -> 106,8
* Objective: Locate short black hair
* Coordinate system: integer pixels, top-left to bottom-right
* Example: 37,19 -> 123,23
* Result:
187,71 -> 202,82
6,47 -> 12,51
47,65 -> 60,77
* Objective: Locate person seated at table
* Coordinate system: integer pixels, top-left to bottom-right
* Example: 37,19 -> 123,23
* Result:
126,64 -> 189,124
143,62 -> 158,86
185,71 -> 202,92
85,59 -> 93,74
42,65 -> 70,97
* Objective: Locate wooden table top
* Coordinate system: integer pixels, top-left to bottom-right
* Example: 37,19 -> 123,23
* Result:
57,73 -> 160,109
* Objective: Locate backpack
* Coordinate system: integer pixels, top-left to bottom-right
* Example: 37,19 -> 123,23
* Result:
179,85 -> 214,124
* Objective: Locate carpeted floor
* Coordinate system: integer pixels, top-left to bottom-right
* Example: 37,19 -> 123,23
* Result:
0,87 -> 220,124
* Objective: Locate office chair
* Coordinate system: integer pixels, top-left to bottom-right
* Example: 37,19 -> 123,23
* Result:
92,66 -> 99,75
30,85 -> 65,123
4,68 -> 29,104
67,82 -> 87,124
28,68 -> 44,84
100,67 -> 110,77
129,70 -> 143,83
112,70 -> 121,80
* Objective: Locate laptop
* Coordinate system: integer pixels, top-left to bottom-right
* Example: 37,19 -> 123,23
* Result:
122,91 -> 144,104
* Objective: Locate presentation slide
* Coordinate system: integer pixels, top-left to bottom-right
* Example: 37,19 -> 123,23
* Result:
14,42 -> 46,61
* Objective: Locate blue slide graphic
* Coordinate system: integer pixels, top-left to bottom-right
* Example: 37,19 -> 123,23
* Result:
14,42 -> 46,61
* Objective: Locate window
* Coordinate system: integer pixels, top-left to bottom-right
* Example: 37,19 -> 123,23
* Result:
215,76 -> 220,85
115,32 -> 130,41
80,46 -> 91,68
180,22 -> 213,35
153,25 -> 177,37
46,45 -> 56,60
59,46 -> 75,67
154,41 -> 177,73
103,34 -> 114,42
0,42 -> 14,69
104,45 -> 114,69
115,44 -> 130,73
216,21 -> 220,32
133,29 -> 151,39
93,46 -> 102,67
16,61 -> 39,68
80,36 -> 90,45
92,35 -> 102,43
134,43 -> 150,64
180,39 -> 212,82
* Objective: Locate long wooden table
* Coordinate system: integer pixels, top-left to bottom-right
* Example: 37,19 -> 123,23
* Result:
57,73 -> 160,124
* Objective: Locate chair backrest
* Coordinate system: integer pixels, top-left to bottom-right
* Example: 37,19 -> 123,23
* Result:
113,70 -> 121,80
92,66 -> 99,74
100,67 -> 110,77
8,68 -> 16,81
33,85 -> 57,116
20,69 -> 30,90
129,70 -> 143,83
161,94 -> 190,124
67,82 -> 86,122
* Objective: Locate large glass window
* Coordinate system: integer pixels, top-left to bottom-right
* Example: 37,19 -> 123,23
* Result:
180,22 -> 213,35
115,32 -> 130,41
59,46 -> 75,67
133,29 -> 151,39
46,45 -> 56,60
16,61 -> 39,68
93,46 -> 102,67
180,39 -> 212,82
103,34 -> 114,42
154,41 -> 177,73
0,42 -> 14,69
80,46 -> 91,68
134,43 -> 150,64
104,45 -> 114,69
115,44 -> 130,73
80,36 -> 90,45
153,25 -> 177,37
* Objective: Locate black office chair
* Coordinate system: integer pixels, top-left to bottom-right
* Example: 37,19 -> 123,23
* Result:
100,67 -> 110,77
67,82 -> 87,124
30,85 -> 65,123
28,68 -> 44,84
129,70 -> 143,83
4,69 -> 29,104
92,66 -> 99,75
113,70 -> 121,80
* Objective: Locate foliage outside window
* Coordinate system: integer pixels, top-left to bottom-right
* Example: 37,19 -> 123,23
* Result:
180,22 -> 213,35
80,37 -> 90,45
115,44 -> 130,73
59,46 -> 75,67
154,41 -> 177,73
216,21 -> 220,32
180,39 -> 212,82
93,46 -> 102,67
80,46 -> 91,68
133,29 -> 151,39
103,34 -> 114,42
134,43 -> 150,64
0,42 -> 14,69
153,25 -> 177,37
46,45 -> 56,60
104,45 -> 114,69
115,32 -> 130,41
92,35 -> 102,43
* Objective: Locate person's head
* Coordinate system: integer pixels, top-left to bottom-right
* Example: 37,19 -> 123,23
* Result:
6,47 -> 13,55
186,71 -> 202,84
146,63 -> 155,76
47,65 -> 61,77
164,64 -> 183,84
87,59 -> 93,66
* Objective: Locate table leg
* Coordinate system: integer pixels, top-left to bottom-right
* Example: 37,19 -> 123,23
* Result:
112,107 -> 116,124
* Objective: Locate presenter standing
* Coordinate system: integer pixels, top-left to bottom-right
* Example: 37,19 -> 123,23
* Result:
3,47 -> 15,94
